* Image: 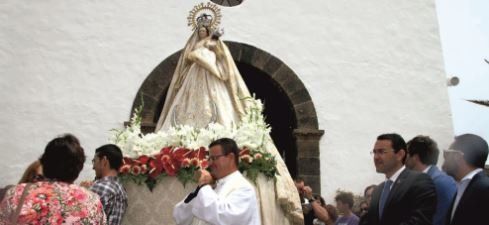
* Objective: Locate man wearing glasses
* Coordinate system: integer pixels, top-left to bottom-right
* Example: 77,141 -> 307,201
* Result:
173,138 -> 260,225
360,133 -> 436,225
442,133 -> 489,225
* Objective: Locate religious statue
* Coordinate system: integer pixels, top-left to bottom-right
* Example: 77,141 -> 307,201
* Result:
155,7 -> 249,131
154,2 -> 304,225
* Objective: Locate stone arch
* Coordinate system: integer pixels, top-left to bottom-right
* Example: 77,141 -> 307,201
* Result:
130,41 -> 324,192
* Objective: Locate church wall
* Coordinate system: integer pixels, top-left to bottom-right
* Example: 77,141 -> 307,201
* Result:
0,0 -> 453,203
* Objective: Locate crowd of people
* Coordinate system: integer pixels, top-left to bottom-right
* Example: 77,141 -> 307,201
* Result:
296,133 -> 489,225
0,132 -> 488,225
0,134 -> 128,225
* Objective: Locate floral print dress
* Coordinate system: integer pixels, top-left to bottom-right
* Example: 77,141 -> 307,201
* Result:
0,181 -> 106,225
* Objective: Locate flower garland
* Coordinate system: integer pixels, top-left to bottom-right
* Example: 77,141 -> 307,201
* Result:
111,97 -> 277,190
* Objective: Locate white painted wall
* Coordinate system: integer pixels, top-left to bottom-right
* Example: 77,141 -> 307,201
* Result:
0,0 -> 453,203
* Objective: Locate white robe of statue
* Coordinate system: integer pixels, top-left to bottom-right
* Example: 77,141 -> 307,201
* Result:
155,26 -> 304,225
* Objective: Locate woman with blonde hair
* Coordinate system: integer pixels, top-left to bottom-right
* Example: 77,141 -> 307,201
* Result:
18,160 -> 44,184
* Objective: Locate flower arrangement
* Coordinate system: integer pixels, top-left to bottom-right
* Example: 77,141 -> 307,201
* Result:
111,97 -> 277,190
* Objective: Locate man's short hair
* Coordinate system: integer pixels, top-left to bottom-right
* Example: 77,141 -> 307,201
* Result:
95,144 -> 124,170
407,135 -> 439,165
377,133 -> 407,162
209,138 -> 239,166
294,177 -> 305,183
451,134 -> 489,168
335,191 -> 354,209
363,184 -> 377,197
40,134 -> 85,182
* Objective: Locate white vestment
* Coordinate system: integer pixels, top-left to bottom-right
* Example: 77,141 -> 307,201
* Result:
173,171 -> 261,225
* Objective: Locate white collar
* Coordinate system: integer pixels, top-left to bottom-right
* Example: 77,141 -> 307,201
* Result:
387,165 -> 406,183
216,170 -> 240,186
460,168 -> 483,183
422,165 -> 432,174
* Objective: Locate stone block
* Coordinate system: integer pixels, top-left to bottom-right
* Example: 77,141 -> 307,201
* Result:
225,41 -> 242,61
240,44 -> 257,65
301,175 -> 321,194
263,57 -> 283,76
294,101 -> 318,129
251,50 -> 272,70
297,157 -> 320,175
289,89 -> 312,106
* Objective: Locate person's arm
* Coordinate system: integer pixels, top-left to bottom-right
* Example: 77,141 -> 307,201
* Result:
173,198 -> 195,225
310,200 -> 330,222
399,173 -> 437,225
303,186 -> 330,223
173,170 -> 213,225
190,185 -> 258,225
433,175 -> 456,225
189,170 -> 258,225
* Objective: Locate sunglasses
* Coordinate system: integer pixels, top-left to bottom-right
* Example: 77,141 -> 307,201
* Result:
443,149 -> 464,157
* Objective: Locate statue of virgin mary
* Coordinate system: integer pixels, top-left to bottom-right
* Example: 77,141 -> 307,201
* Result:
155,20 -> 249,131
155,4 -> 303,225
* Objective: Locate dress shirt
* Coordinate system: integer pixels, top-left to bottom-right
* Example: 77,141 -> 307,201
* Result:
422,165 -> 432,174
450,168 -> 483,219
386,166 -> 406,189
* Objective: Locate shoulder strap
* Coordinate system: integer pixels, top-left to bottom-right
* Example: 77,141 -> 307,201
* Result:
10,183 -> 32,224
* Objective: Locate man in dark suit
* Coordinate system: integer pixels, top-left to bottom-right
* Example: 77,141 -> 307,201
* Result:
442,133 -> 489,225
360,133 -> 437,225
405,135 -> 457,225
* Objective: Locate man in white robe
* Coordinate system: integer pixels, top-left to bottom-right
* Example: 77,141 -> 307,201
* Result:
173,138 -> 261,225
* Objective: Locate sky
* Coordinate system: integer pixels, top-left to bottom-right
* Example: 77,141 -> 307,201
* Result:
435,0 -> 489,163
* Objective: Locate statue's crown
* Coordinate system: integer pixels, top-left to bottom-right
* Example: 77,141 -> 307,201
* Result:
196,13 -> 213,27
187,2 -> 221,31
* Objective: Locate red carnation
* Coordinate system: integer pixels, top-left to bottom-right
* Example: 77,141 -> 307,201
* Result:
200,159 -> 209,169
131,165 -> 141,176
254,153 -> 263,159
140,164 -> 148,174
119,164 -> 131,174
181,158 -> 191,168
190,158 -> 199,167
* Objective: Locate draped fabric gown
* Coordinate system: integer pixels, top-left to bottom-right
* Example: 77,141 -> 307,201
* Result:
155,27 -> 304,225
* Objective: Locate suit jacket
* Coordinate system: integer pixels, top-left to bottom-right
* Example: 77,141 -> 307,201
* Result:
360,168 -> 437,225
427,166 -> 456,225
446,171 -> 489,225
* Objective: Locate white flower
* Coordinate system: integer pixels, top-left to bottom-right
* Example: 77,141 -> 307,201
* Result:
110,95 -> 272,157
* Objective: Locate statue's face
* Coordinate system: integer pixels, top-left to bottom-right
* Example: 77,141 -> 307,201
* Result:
198,27 -> 208,39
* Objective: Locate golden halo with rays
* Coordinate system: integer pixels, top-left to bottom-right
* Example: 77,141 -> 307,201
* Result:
187,2 -> 222,31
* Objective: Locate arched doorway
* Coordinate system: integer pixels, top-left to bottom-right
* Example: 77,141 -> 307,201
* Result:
129,41 -> 324,192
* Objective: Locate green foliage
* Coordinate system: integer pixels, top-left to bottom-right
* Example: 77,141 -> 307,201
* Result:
119,174 -> 147,185
177,167 -> 198,187
119,173 -> 167,192
239,152 -> 277,184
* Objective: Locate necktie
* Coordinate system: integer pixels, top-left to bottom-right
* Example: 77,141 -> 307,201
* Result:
379,180 -> 393,219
